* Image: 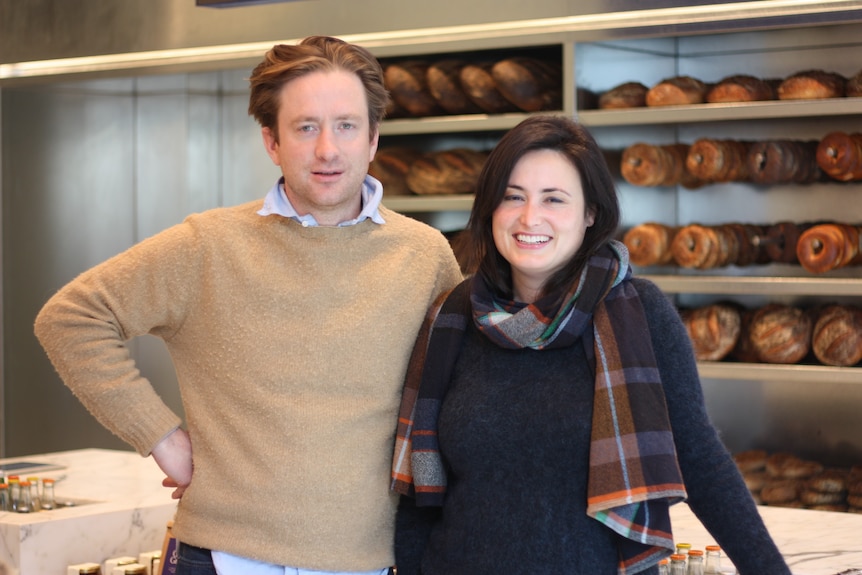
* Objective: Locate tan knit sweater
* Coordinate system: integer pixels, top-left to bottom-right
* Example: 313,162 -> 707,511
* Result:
34,200 -> 462,571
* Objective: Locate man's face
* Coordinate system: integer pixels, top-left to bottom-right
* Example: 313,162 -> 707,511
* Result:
262,69 -> 379,226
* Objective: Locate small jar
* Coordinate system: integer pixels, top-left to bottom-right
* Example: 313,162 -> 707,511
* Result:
687,549 -> 704,575
669,553 -> 688,575
27,476 -> 42,511
675,542 -> 692,556
704,545 -> 722,574
41,478 -> 56,510
658,558 -> 670,575
0,483 -> 9,511
16,480 -> 33,513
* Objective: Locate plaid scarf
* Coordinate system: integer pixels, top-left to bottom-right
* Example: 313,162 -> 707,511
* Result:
391,241 -> 687,574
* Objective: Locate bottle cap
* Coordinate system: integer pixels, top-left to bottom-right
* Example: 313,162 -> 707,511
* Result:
670,554 -> 687,561
689,550 -> 704,557
705,545 -> 721,552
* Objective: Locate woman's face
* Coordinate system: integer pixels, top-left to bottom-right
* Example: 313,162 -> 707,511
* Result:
492,149 -> 595,303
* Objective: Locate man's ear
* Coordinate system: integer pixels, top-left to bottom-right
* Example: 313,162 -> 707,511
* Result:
261,127 -> 280,166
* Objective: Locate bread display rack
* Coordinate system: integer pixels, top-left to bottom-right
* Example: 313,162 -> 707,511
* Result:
374,12 -> 862,389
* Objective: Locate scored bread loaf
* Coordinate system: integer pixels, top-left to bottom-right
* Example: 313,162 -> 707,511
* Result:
706,74 -> 777,103
598,81 -> 649,109
816,131 -> 862,182
459,62 -> 520,114
646,75 -> 710,106
426,60 -> 485,115
384,60 -> 444,117
777,69 -> 846,100
622,222 -> 678,266
491,57 -> 562,112
812,304 -> 862,367
369,147 -> 423,196
681,302 -> 742,361
405,148 -> 488,196
748,303 -> 812,364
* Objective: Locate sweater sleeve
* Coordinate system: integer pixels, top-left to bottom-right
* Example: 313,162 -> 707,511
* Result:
635,278 -> 791,575
33,219 -> 206,455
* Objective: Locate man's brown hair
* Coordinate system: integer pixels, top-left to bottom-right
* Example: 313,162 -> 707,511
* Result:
248,36 -> 390,141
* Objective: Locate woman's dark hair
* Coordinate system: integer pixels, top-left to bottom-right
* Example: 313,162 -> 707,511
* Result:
467,115 -> 620,300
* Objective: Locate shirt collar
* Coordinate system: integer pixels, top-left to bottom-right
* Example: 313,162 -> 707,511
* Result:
257,175 -> 386,227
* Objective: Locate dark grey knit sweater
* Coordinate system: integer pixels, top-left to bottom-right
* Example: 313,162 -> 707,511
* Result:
395,277 -> 791,575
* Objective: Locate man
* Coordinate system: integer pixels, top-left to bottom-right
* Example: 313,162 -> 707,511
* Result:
34,36 -> 462,575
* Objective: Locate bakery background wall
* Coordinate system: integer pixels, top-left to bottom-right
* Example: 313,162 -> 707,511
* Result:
2,0 -> 862,462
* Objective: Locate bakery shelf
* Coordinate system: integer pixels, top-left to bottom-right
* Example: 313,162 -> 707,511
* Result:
577,98 -> 862,127
697,361 -> 862,385
383,194 -> 474,212
641,274 -> 862,297
380,110 -> 565,136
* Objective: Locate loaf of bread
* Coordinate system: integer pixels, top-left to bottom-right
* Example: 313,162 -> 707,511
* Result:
681,302 -> 742,361
620,143 -> 703,189
426,60 -> 484,115
369,147 -> 423,196
491,57 -> 562,112
458,62 -> 520,114
816,131 -> 862,182
848,68 -> 862,97
384,61 -> 444,117
812,304 -> 862,367
622,222 -> 677,266
748,303 -> 812,364
646,75 -> 710,106
730,307 -> 760,363
777,69 -> 846,100
598,81 -> 649,109
686,138 -> 753,182
405,148 -> 488,196
747,140 -> 823,185
797,223 -> 862,274
706,74 -> 777,103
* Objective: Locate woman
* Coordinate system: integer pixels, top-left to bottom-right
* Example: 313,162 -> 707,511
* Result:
390,116 -> 790,575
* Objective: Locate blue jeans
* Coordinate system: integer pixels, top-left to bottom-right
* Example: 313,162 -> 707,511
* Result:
176,542 -> 217,575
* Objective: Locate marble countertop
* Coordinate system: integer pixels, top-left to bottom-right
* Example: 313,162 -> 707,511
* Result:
671,504 -> 862,575
1,449 -> 861,574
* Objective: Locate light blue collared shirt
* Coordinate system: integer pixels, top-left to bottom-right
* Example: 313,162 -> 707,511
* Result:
257,174 -> 386,227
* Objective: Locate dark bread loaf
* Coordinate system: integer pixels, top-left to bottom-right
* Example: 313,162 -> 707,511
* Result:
369,147 -> 423,196
599,81 -> 649,109
384,61 -> 444,117
816,131 -> 862,182
459,62 -> 520,114
491,57 -> 562,112
812,304 -> 862,367
405,148 -> 488,196
681,302 -> 742,361
646,75 -> 710,106
426,60 -> 484,115
748,303 -> 812,364
778,69 -> 846,100
706,74 -> 777,103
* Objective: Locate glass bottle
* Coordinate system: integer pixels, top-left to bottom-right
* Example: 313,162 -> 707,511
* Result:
658,558 -> 670,575
687,550 -> 705,575
0,483 -> 9,511
41,478 -> 56,510
27,476 -> 41,511
704,545 -> 722,574
675,542 -> 692,557
669,554 -> 688,575
8,476 -> 19,512
16,480 -> 33,513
